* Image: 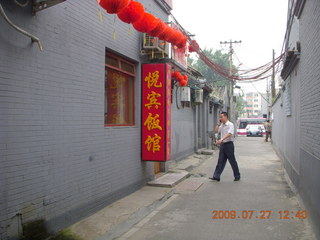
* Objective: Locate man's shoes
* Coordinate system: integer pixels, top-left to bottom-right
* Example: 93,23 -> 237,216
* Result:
209,177 -> 220,182
234,176 -> 241,181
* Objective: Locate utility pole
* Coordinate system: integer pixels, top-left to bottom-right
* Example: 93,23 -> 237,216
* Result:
271,49 -> 276,100
220,40 -> 242,124
266,77 -> 271,120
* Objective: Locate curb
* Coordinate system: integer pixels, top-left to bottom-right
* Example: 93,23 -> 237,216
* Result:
94,189 -> 175,240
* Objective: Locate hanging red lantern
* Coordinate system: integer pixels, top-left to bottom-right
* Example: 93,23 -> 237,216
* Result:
133,12 -> 157,33
172,71 -> 180,80
176,35 -> 188,49
158,24 -> 171,40
183,75 -> 188,82
172,71 -> 184,82
97,0 -> 131,14
188,40 -> 200,53
165,28 -> 180,44
117,1 -> 144,24
171,31 -> 185,47
148,19 -> 166,37
179,80 -> 188,87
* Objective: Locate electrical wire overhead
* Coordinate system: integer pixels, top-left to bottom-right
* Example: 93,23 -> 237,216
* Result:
168,11 -> 284,82
191,42 -> 284,81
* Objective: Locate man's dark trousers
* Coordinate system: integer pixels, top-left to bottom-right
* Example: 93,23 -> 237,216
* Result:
213,142 -> 240,179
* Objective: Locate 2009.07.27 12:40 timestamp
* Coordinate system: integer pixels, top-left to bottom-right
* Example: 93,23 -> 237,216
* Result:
212,210 -> 308,220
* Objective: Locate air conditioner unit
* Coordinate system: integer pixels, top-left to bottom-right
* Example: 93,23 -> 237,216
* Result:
194,89 -> 203,104
32,0 -> 65,14
181,87 -> 191,102
142,33 -> 169,57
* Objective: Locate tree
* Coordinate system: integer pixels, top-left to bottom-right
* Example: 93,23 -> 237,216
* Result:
188,48 -> 234,87
236,95 -> 246,116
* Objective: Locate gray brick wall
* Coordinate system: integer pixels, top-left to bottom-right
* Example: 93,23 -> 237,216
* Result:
299,1 -> 320,158
272,0 -> 320,237
171,85 -> 196,160
0,0 -> 169,238
272,64 -> 301,175
299,1 -> 320,236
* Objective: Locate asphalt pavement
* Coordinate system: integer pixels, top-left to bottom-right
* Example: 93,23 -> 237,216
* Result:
116,137 -> 317,240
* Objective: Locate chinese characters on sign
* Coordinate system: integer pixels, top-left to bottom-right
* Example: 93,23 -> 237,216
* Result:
142,64 -> 171,161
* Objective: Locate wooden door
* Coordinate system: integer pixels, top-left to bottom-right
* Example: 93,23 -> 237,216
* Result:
154,162 -> 161,174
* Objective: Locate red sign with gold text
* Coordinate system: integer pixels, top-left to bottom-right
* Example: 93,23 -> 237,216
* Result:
142,64 -> 171,161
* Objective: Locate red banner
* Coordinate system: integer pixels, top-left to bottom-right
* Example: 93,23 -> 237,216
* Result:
142,64 -> 171,161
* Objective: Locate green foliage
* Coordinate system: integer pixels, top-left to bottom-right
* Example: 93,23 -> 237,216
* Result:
188,48 -> 238,87
236,95 -> 246,115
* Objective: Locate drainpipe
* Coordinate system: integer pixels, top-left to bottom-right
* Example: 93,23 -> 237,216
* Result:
0,3 -> 43,51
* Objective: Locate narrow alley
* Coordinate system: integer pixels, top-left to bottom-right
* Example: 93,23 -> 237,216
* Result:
1,1 -> 320,240
115,137 -> 316,240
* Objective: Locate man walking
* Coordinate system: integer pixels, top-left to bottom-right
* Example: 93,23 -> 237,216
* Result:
209,112 -> 241,182
264,120 -> 272,142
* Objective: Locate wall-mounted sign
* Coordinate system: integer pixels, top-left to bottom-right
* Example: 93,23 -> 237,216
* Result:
142,64 -> 171,161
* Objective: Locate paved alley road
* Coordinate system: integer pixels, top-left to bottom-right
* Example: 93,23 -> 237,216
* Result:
117,137 -> 316,240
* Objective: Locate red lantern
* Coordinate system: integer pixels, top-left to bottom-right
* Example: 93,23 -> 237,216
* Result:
188,40 -> 200,53
165,28 -> 180,43
171,31 -> 185,47
148,19 -> 166,37
117,1 -> 144,24
176,35 -> 187,49
97,0 -> 131,14
158,24 -> 171,40
133,12 -> 157,33
183,75 -> 188,82
172,71 -> 184,82
179,80 -> 188,87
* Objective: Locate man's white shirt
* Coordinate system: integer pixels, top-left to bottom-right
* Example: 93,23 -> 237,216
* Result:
218,121 -> 234,143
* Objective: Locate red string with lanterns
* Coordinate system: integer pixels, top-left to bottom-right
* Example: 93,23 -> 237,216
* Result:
96,0 -> 284,82
148,18 -> 166,37
96,0 -> 187,49
97,0 -> 131,14
132,12 -> 158,33
117,1 -> 144,24
172,71 -> 189,87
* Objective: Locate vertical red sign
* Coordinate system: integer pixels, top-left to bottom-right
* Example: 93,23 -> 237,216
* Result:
142,64 -> 171,161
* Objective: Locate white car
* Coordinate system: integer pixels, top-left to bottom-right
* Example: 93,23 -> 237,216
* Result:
246,124 -> 265,137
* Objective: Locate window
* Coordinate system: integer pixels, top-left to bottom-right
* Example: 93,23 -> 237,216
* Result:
284,77 -> 291,116
105,53 -> 135,126
254,99 -> 258,102
254,104 -> 259,108
254,110 -> 259,113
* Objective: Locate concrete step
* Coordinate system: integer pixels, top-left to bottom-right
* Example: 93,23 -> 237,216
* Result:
147,171 -> 190,188
196,148 -> 215,155
169,156 -> 203,172
201,149 -> 214,155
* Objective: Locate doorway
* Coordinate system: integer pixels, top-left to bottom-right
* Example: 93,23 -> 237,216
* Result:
154,162 -> 161,174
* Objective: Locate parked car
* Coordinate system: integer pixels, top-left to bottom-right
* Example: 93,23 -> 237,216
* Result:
246,124 -> 265,137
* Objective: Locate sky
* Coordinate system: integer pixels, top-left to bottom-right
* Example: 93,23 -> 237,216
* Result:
172,0 -> 288,93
